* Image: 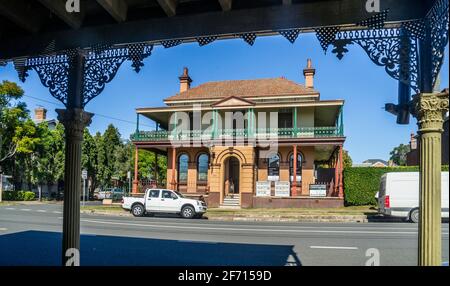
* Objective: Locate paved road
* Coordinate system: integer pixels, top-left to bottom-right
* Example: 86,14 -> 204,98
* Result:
0,203 -> 448,266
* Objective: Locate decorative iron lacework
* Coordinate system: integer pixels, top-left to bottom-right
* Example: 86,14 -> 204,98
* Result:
427,0 -> 449,89
18,44 -> 153,107
196,36 -> 217,46
161,39 -> 182,49
315,26 -> 341,52
278,28 -> 301,44
330,28 -> 419,92
357,9 -> 389,29
236,33 -> 257,46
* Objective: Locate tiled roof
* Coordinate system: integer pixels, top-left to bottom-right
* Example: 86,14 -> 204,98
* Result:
164,78 -> 318,102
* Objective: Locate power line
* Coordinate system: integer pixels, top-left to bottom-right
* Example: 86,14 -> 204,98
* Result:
22,94 -> 156,128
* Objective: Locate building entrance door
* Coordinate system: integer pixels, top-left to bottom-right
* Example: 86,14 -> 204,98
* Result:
224,157 -> 240,196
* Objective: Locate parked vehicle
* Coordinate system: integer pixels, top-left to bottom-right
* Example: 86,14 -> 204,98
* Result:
377,172 -> 449,223
94,188 -> 125,201
121,189 -> 207,219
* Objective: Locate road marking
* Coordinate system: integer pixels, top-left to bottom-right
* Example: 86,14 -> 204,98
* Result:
310,246 -> 359,250
0,228 -> 7,231
5,208 -> 16,210
81,219 -> 441,235
52,211 -> 62,214
20,209 -> 31,212
37,210 -> 47,213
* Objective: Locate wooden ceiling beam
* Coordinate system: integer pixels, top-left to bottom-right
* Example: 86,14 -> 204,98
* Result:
0,0 -> 43,33
218,0 -> 232,11
96,0 -> 128,22
157,0 -> 178,17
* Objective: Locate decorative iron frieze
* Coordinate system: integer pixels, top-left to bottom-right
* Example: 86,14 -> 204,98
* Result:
427,0 -> 449,89
315,26 -> 340,52
236,33 -> 257,46
19,44 -> 154,107
196,36 -> 217,46
357,9 -> 389,29
161,40 -> 182,49
330,29 -> 419,92
278,29 -> 301,44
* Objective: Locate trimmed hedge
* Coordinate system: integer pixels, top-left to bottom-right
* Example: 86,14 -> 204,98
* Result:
344,165 -> 449,206
2,190 -> 36,201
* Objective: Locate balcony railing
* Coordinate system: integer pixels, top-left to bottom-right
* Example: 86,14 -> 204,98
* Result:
132,126 -> 344,142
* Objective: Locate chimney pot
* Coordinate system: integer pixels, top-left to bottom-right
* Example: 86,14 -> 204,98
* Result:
179,67 -> 193,93
303,59 -> 316,89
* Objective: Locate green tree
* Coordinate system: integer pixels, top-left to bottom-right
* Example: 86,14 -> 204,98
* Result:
0,80 -> 24,107
29,122 -> 65,199
94,131 -> 107,187
390,143 -> 411,166
343,150 -> 353,169
113,140 -> 133,182
0,81 -> 26,169
82,128 -> 99,194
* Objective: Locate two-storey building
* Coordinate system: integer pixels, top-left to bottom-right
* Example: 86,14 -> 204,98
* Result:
132,60 -> 346,208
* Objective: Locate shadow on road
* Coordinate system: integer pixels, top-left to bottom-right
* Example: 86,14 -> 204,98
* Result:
0,231 -> 302,266
366,214 -> 449,224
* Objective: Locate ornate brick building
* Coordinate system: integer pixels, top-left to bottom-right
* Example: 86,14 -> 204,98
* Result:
132,60 -> 346,208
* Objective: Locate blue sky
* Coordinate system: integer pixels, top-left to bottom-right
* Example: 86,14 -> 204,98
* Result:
1,33 -> 448,163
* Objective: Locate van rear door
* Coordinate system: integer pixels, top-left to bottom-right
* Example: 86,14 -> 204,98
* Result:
378,175 -> 387,212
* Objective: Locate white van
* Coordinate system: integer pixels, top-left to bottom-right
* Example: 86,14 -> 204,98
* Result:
377,172 -> 449,223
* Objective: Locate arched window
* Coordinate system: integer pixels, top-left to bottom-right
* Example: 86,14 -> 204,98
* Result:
178,154 -> 189,184
267,154 -> 280,181
289,153 -> 303,182
197,153 -> 209,182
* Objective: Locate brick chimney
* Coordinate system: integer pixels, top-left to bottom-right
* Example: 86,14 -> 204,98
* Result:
410,132 -> 417,150
179,67 -> 192,93
34,107 -> 47,123
303,59 -> 316,89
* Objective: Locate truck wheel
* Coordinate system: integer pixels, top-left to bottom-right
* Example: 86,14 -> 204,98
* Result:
409,208 -> 419,223
181,206 -> 195,219
131,204 -> 145,217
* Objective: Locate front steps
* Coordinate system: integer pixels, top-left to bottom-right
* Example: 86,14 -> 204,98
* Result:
219,194 -> 241,209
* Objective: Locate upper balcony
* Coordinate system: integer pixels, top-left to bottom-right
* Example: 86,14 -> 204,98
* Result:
132,126 -> 344,142
132,101 -> 345,145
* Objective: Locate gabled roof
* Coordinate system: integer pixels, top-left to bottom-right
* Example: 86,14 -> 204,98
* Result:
164,78 -> 318,102
211,96 -> 256,107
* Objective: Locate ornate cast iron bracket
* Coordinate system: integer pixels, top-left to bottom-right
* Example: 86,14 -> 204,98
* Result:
321,0 -> 448,94
332,29 -> 419,93
15,44 -> 154,108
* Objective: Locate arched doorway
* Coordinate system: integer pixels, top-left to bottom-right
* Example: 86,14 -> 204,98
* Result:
223,156 -> 240,197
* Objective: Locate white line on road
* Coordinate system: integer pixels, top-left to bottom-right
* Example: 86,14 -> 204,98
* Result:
310,246 -> 359,250
20,209 -> 31,212
52,211 -> 62,214
36,210 -> 47,213
0,228 -> 7,231
5,208 -> 16,210
81,219 -> 442,235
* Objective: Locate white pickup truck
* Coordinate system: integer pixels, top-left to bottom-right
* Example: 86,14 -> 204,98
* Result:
122,189 -> 207,219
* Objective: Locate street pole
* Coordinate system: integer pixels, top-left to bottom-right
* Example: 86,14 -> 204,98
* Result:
128,171 -> 131,196
83,179 -> 86,207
